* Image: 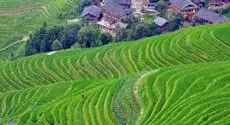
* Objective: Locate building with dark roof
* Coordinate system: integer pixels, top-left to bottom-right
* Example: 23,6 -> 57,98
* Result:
98,0 -> 131,7
170,0 -> 198,10
102,1 -> 132,23
208,0 -> 230,9
113,0 -> 131,7
192,0 -> 205,7
169,0 -> 199,20
196,8 -> 229,23
81,5 -> 102,21
143,0 -> 158,9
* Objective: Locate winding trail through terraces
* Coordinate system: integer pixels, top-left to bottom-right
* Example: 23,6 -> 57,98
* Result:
0,40 -> 24,52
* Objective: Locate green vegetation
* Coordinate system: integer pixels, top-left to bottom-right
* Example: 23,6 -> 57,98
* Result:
0,0 -> 79,61
215,8 -> 230,17
25,23 -> 113,56
0,0 -> 182,60
0,22 -> 230,124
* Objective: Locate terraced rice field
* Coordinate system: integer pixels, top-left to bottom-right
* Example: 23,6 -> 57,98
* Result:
0,22 -> 230,124
0,0 -> 79,61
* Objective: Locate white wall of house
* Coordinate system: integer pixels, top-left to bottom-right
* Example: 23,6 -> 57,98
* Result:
131,0 -> 144,13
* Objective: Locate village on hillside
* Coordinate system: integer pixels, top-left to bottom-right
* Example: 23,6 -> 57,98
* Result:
23,0 -> 230,56
81,0 -> 230,35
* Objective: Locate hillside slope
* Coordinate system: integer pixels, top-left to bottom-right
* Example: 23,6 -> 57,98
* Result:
0,0 -> 79,61
0,23 -> 230,124
0,23 -> 230,92
1,62 -> 230,124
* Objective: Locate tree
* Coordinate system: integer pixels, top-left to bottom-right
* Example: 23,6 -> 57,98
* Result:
52,39 -> 63,50
25,39 -> 38,56
48,26 -> 64,41
8,53 -> 15,61
76,0 -> 93,15
129,23 -> 152,40
151,23 -> 162,35
61,24 -> 80,49
71,42 -> 81,48
122,15 -> 140,28
40,40 -> 49,52
116,28 -> 129,41
167,15 -> 182,31
77,25 -> 99,47
155,0 -> 168,12
100,33 -> 112,45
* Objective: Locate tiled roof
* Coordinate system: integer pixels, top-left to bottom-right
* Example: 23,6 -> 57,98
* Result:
81,5 -> 102,18
113,0 -> 131,6
170,0 -> 198,10
196,8 -> 229,23
103,1 -> 132,16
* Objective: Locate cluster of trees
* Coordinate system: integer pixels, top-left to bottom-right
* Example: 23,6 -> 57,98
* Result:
215,8 -> 230,17
114,0 -> 181,41
25,23 -> 112,56
25,14 -> 181,56
26,0 -> 182,56
75,0 -> 94,16
116,15 -> 182,41
58,0 -> 94,19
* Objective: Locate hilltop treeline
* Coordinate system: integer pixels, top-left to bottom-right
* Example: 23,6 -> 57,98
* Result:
25,23 -> 112,56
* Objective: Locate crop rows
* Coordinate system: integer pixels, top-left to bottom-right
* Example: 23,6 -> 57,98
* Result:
0,23 -> 229,92
0,79 -> 120,124
136,62 -> 230,124
0,0 -> 78,60
0,23 -> 230,124
2,61 -> 230,124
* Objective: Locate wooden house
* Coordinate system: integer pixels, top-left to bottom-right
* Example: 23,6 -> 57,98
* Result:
97,20 -> 117,35
98,0 -> 131,7
113,0 -> 131,8
102,1 -> 132,23
208,0 -> 230,9
97,20 -> 128,35
196,8 -> 230,23
81,5 -> 102,21
143,0 -> 158,9
169,0 -> 199,20
192,0 -> 205,7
